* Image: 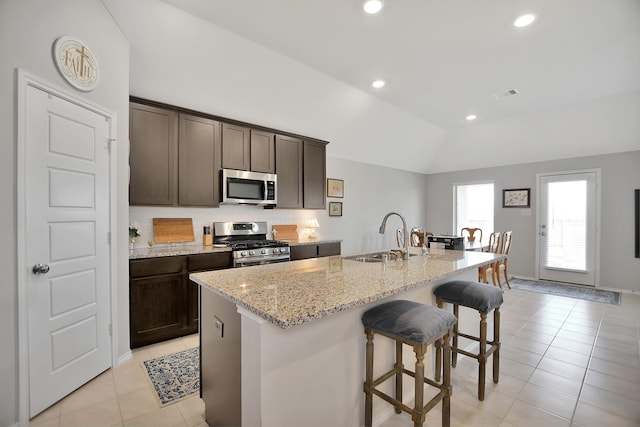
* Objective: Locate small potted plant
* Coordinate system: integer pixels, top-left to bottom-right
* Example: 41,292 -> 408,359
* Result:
129,222 -> 141,250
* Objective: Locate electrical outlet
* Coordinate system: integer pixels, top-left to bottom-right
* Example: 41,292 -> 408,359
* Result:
214,316 -> 224,338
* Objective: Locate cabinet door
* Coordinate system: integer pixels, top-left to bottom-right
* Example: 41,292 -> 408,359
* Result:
186,252 -> 233,330
303,140 -> 327,209
130,273 -> 186,348
318,242 -> 341,257
275,135 -> 303,208
178,114 -> 221,206
250,130 -> 275,173
129,103 -> 178,205
221,123 -> 250,171
290,244 -> 318,261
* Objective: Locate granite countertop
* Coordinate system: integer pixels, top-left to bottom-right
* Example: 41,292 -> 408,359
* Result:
129,244 -> 231,259
190,249 -> 504,329
129,240 -> 341,259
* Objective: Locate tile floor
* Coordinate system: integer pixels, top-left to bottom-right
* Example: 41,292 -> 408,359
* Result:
29,288 -> 640,427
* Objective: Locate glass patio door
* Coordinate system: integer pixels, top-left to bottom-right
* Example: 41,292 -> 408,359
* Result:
538,171 -> 598,286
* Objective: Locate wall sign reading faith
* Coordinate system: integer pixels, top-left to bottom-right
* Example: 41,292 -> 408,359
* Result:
503,188 -> 530,208
53,36 -> 99,91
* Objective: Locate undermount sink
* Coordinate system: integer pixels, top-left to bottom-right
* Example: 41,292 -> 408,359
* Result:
344,251 -> 418,263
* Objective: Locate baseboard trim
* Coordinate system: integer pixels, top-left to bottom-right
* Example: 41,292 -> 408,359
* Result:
116,350 -> 133,366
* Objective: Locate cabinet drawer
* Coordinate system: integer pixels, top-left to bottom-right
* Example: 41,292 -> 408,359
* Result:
318,242 -> 341,257
130,256 -> 186,278
188,252 -> 232,272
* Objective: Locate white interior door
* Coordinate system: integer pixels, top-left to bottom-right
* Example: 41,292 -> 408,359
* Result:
26,85 -> 112,417
538,171 -> 598,286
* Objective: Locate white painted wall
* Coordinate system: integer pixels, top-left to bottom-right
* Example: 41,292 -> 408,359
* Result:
423,150 -> 640,292
0,1 -> 130,425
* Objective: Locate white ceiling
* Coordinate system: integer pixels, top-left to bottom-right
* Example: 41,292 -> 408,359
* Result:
157,0 -> 640,172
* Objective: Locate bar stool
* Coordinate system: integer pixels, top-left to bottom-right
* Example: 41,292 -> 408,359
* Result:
362,299 -> 457,427
433,280 -> 503,401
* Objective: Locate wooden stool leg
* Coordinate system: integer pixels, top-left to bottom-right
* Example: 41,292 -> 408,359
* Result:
435,298 -> 443,382
452,304 -> 459,367
478,312 -> 487,401
412,344 -> 426,427
394,340 -> 403,414
493,308 -> 500,384
442,332 -> 452,427
364,328 -> 374,427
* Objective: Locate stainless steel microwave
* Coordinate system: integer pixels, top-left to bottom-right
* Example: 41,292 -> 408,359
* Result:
221,169 -> 277,206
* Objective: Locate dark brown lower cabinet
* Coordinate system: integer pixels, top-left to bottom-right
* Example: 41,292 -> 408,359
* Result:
129,252 -> 232,349
290,242 -> 341,261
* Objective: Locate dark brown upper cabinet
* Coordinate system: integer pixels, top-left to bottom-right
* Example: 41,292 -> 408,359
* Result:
250,129 -> 276,173
222,124 -> 276,174
221,123 -> 250,171
275,134 -> 303,208
178,114 -> 221,206
303,140 -> 326,209
129,103 -> 178,205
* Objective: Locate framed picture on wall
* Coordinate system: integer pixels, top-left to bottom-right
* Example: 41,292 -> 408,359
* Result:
327,178 -> 344,198
503,188 -> 530,208
329,201 -> 343,217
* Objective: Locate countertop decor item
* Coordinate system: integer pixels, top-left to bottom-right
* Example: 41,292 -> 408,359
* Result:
271,224 -> 298,242
305,218 -> 319,241
152,218 -> 195,244
129,222 -> 141,250
502,188 -> 530,208
327,178 -> 344,198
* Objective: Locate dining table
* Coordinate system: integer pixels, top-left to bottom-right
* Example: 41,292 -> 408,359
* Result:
465,241 -> 488,252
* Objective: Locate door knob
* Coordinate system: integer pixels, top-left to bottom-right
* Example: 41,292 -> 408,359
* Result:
539,232 -> 547,236
32,263 -> 50,275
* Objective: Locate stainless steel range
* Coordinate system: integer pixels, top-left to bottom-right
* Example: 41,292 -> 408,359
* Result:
213,221 -> 290,268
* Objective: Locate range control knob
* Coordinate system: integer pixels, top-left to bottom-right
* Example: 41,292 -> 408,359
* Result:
261,249 -> 267,254
240,251 -> 247,256
250,250 -> 256,255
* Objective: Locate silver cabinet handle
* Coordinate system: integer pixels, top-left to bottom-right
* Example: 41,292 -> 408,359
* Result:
32,264 -> 50,275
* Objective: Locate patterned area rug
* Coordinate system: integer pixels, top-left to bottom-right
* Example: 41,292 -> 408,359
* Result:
143,347 -> 199,405
510,278 -> 621,305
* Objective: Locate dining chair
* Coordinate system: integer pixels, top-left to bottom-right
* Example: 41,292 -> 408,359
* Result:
478,232 -> 501,285
461,227 -> 483,243
409,227 -> 433,247
489,231 -> 512,289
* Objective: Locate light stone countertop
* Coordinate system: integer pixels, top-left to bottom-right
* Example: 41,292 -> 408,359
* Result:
129,244 -> 231,259
190,249 -> 504,329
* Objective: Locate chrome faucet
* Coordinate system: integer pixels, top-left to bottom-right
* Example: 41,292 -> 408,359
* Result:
379,211 -> 409,260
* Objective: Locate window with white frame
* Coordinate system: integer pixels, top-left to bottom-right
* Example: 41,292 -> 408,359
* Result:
454,183 -> 494,241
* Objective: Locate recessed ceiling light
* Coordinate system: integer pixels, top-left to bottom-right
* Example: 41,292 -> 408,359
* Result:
514,14 -> 536,27
372,80 -> 385,88
363,0 -> 383,14
466,114 -> 477,121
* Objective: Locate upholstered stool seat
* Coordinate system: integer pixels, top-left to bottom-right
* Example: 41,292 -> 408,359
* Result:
433,280 -> 503,401
362,300 -> 457,427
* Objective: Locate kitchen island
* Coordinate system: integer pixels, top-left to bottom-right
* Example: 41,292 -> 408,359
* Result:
190,249 -> 503,427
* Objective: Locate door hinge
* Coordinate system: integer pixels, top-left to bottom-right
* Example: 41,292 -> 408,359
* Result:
108,323 -> 113,336
107,138 -> 115,152
107,231 -> 111,244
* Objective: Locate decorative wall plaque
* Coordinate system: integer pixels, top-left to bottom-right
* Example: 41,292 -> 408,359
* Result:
53,36 -> 99,91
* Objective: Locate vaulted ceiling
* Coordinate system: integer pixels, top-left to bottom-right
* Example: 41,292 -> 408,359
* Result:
134,0 -> 640,173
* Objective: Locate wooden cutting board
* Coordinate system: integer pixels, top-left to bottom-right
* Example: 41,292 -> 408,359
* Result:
153,218 -> 195,244
272,224 -> 298,242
